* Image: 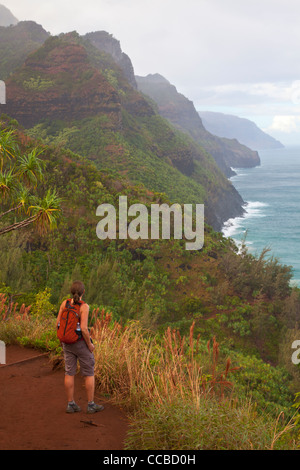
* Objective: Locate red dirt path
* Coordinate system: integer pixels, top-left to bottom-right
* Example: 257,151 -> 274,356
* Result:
0,345 -> 129,450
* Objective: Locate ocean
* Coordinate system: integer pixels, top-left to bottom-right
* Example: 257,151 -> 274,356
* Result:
222,147 -> 300,287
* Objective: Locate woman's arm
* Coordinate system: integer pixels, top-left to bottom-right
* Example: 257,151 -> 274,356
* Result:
80,303 -> 94,352
56,300 -> 67,328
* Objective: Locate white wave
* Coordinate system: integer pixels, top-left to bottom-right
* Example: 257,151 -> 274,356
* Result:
244,201 -> 269,209
230,167 -> 247,174
222,201 -> 269,238
222,217 -> 244,238
243,201 -> 269,219
229,172 -> 247,181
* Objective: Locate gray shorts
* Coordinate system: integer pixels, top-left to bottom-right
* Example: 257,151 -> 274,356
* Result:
62,340 -> 95,376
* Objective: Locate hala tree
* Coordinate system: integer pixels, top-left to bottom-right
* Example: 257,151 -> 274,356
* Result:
0,126 -> 62,236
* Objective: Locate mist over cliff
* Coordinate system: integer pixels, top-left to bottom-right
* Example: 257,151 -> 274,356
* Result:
199,111 -> 284,151
0,21 -> 49,80
136,74 -> 260,175
0,4 -> 18,26
0,5 -> 250,232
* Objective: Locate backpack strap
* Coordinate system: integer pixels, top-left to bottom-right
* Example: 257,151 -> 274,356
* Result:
65,298 -> 80,318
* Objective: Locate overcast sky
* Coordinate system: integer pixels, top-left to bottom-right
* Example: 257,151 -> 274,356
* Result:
4,0 -> 300,144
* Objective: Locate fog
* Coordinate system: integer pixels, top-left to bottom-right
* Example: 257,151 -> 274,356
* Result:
3,0 -> 300,144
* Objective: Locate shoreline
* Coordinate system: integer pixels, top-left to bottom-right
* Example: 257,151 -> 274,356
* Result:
222,161 -> 300,287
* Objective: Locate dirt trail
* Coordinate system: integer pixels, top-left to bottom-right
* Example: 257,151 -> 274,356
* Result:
0,345 -> 129,450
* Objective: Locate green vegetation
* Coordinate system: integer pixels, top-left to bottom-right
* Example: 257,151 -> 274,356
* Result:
0,126 -> 62,236
1,28 -> 300,451
0,300 -> 298,450
4,31 -> 240,231
23,76 -> 54,91
1,120 -> 300,449
0,21 -> 49,80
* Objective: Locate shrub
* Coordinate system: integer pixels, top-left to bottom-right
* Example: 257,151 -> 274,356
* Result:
0,293 -> 59,351
30,287 -> 56,317
125,395 -> 293,450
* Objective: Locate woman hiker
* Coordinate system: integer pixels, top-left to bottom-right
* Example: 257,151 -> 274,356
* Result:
56,280 -> 104,414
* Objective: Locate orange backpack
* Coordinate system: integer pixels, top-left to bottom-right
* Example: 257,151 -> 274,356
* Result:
57,299 -> 84,344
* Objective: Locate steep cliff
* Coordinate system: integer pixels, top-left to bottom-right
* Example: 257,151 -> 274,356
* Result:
2,32 -> 245,231
0,21 -> 49,80
136,74 -> 260,175
199,111 -> 284,151
5,32 -> 122,128
0,4 -> 18,26
84,31 -> 137,89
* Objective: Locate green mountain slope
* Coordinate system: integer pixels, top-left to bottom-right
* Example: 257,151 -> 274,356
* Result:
1,116 -> 299,419
1,8 -> 300,448
136,74 -> 261,174
3,32 -> 245,231
0,6 -> 300,449
0,20 -> 49,80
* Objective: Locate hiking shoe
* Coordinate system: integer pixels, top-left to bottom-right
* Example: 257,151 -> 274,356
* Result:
87,402 -> 104,414
66,402 -> 81,413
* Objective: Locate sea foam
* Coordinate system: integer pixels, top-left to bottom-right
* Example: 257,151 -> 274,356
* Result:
222,201 -> 269,240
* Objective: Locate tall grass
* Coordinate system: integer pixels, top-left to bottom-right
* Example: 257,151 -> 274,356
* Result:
91,311 -> 235,409
125,396 -> 290,450
89,309 -> 297,450
0,293 -> 57,349
0,293 -> 31,322
0,297 -> 297,450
